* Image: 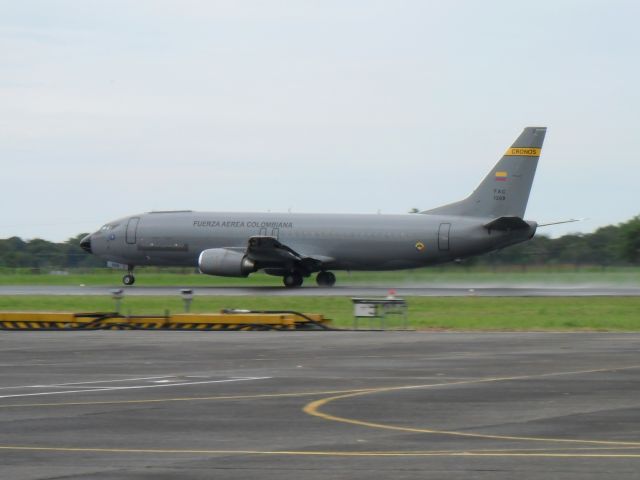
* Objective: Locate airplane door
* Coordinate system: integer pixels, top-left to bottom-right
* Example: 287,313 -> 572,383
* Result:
126,217 -> 140,245
438,223 -> 451,251
271,228 -> 279,239
259,227 -> 267,236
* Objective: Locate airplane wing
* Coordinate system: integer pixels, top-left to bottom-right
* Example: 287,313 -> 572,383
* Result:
244,236 -> 333,271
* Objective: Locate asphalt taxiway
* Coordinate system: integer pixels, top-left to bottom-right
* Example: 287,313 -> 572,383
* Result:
2,284 -> 640,296
2,331 -> 640,479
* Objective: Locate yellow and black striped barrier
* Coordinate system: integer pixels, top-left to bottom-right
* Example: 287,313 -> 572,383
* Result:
0,311 -> 332,331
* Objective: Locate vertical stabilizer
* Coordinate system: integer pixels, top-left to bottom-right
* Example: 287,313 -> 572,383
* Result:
423,127 -> 546,218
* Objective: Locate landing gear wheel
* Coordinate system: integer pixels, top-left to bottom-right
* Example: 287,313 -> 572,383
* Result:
316,271 -> 336,287
122,274 -> 135,286
283,272 -> 303,288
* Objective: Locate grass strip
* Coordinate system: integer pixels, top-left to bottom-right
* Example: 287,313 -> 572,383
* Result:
1,267 -> 640,286
1,296 -> 639,331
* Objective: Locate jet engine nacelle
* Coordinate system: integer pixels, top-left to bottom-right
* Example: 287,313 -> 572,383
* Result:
198,248 -> 256,277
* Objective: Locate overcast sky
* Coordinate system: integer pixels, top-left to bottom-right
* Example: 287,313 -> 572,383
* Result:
2,0 -> 638,241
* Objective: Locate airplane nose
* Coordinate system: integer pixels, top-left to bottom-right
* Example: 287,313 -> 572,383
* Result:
80,235 -> 92,254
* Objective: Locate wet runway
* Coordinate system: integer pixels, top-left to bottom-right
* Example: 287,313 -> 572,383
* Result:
2,284 -> 640,297
3,331 -> 640,479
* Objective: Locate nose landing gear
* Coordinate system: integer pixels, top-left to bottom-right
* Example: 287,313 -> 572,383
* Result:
122,266 -> 135,286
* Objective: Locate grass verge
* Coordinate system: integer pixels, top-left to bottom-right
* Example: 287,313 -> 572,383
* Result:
1,296 -> 639,331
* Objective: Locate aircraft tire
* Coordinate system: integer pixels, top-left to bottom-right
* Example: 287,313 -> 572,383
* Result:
122,274 -> 135,286
283,273 -> 303,288
316,271 -> 336,287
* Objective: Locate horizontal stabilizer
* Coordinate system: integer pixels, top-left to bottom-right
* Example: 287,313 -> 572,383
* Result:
483,216 -> 530,231
539,218 -> 583,227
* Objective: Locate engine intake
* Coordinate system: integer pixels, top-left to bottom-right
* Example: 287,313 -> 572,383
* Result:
198,248 -> 256,277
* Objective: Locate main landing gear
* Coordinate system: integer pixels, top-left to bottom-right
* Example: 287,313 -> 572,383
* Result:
122,266 -> 135,286
316,271 -> 336,287
283,272 -> 304,288
282,271 -> 336,288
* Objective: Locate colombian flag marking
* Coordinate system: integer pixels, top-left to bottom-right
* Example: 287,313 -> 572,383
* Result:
495,171 -> 508,182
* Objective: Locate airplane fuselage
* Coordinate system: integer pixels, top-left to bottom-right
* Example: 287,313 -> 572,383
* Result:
80,127 -> 546,286
88,210 -> 536,271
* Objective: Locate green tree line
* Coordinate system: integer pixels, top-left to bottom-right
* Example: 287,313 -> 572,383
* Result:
473,215 -> 640,268
1,216 -> 639,270
0,234 -> 103,270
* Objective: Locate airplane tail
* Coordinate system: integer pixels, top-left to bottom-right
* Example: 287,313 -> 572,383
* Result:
423,127 -> 546,218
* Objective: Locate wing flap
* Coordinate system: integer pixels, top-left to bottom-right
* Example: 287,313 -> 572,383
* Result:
245,236 -> 334,271
246,236 -> 301,263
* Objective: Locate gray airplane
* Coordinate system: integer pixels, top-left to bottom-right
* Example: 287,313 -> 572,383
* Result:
80,127 -> 546,287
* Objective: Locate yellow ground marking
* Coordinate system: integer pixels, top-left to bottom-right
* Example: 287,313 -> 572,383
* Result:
6,364 -> 632,410
0,388 -> 380,409
3,365 -> 640,458
2,445 -> 640,458
303,365 -> 640,447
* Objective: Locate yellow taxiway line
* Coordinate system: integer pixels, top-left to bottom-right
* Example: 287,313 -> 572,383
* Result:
3,364 -> 640,457
303,365 -> 640,447
2,445 -> 640,458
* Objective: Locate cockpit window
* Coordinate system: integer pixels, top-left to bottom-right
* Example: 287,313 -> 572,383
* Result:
100,223 -> 119,231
